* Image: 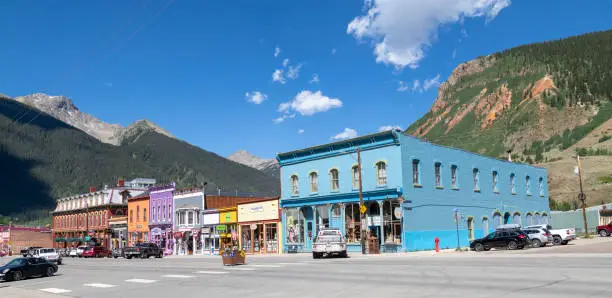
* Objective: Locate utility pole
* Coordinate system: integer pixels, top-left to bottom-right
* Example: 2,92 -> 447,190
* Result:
576,155 -> 589,237
357,147 -> 366,255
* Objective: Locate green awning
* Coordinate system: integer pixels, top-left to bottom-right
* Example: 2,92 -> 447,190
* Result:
54,238 -> 66,242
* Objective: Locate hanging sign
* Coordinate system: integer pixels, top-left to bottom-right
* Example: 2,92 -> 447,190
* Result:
394,207 -> 402,219
216,225 -> 226,231
250,223 -> 258,230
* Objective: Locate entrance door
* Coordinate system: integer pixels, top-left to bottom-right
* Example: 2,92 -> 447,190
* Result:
253,224 -> 264,253
241,225 -> 251,252
265,223 -> 278,253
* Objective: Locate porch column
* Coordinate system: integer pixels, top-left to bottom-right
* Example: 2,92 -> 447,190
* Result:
327,203 -> 332,228
192,234 -> 197,255
378,200 -> 384,250
281,208 -> 287,254
312,205 -> 317,240
340,203 -> 345,236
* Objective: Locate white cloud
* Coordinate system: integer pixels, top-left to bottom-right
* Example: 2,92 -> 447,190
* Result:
274,46 -> 281,57
272,113 -> 295,124
331,48 -> 337,55
272,69 -> 286,84
452,49 -> 457,59
309,74 -> 320,84
331,128 -> 358,140
298,129 -> 305,134
347,0 -> 511,69
397,81 -> 409,92
379,125 -> 402,132
245,91 -> 268,105
287,64 -> 302,79
423,74 -> 441,91
282,58 -> 290,67
412,79 -> 421,92
278,90 -> 342,116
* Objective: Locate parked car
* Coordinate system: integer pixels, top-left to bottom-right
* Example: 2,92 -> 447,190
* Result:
123,243 -> 163,259
20,246 -> 42,257
32,248 -> 63,265
470,226 -> 529,251
522,228 -> 551,248
69,248 -> 78,258
82,246 -> 110,258
312,228 -> 347,259
0,250 -> 7,257
597,222 -> 612,237
76,246 -> 88,257
0,257 -> 58,282
525,224 -> 576,245
111,248 -> 124,259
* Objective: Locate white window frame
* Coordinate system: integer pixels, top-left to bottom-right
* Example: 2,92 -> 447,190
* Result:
376,162 -> 387,186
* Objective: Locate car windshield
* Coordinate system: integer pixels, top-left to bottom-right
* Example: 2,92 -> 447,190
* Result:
40,249 -> 55,253
6,258 -> 26,266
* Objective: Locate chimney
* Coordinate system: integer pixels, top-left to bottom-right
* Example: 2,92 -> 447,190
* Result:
506,150 -> 512,162
118,179 -> 125,187
89,187 -> 96,193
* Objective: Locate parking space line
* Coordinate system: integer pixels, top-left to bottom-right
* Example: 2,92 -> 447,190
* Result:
84,283 -> 118,288
125,279 -> 158,284
195,270 -> 228,274
161,274 -> 195,278
224,267 -> 255,271
248,264 -> 284,268
40,288 -> 72,294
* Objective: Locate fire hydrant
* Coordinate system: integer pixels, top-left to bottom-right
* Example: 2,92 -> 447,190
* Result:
434,237 -> 440,253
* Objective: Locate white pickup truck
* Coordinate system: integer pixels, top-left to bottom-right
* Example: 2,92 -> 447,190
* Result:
32,248 -> 63,265
312,228 -> 347,259
525,224 -> 576,245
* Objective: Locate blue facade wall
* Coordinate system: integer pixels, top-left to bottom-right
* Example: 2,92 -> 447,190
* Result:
398,134 -> 550,251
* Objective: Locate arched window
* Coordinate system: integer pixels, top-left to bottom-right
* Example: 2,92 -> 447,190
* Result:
539,177 -> 544,196
526,176 -> 531,194
526,213 -> 533,226
482,217 -> 489,235
492,171 -> 499,192
510,173 -> 516,194
290,175 -> 299,195
376,161 -> 387,185
309,172 -> 319,193
434,162 -> 442,187
330,169 -> 339,191
513,212 -> 521,225
352,166 -> 360,189
473,168 -> 480,191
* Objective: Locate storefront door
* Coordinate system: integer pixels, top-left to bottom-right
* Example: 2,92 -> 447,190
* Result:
253,224 -> 263,253
265,223 -> 278,253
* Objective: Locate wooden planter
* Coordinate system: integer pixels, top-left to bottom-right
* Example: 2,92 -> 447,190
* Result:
221,251 -> 246,266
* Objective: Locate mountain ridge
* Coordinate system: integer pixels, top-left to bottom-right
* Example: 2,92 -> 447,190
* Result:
228,150 -> 280,178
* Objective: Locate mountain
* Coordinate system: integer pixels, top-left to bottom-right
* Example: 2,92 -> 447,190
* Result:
228,150 -> 280,178
405,30 -> 612,205
14,93 -> 175,145
0,94 -> 279,214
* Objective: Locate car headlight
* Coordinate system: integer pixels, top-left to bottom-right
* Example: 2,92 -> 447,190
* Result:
2,268 -> 9,274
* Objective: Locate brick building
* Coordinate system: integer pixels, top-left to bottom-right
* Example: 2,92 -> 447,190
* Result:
0,225 -> 52,255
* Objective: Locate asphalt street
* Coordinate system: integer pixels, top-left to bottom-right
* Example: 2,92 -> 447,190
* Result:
1,238 -> 612,298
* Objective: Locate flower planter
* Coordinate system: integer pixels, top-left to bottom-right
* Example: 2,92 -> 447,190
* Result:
221,250 -> 246,266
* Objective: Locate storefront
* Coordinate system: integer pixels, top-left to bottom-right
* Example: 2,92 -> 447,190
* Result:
149,183 -> 175,255
108,217 -> 127,250
150,226 -> 173,255
201,210 -> 221,255
218,207 -> 239,249
238,198 -> 281,254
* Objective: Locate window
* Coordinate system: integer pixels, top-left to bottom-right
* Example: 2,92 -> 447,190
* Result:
330,169 -> 339,191
352,166 -> 360,189
539,177 -> 544,196
137,206 -> 140,222
130,210 -> 133,223
451,165 -> 458,188
188,211 -> 194,225
291,175 -> 299,195
344,203 -> 361,243
412,159 -> 420,185
473,168 -> 480,191
467,218 -> 474,241
309,172 -> 318,193
434,162 -> 441,187
492,171 -> 499,192
376,162 -> 387,185
509,173 -> 516,194
168,204 -> 171,220
526,176 -> 531,194
143,208 -> 147,221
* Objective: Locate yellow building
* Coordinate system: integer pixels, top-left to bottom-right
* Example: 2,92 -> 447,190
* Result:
127,193 -> 150,246
217,207 -> 238,249
237,198 -> 281,254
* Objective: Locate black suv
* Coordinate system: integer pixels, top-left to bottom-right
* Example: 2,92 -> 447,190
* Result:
470,228 -> 529,251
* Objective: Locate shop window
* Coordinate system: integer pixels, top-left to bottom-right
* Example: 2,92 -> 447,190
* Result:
330,169 -> 339,191
492,171 -> 499,193
412,159 -> 420,185
265,224 -> 278,253
332,204 -> 341,217
513,213 -> 521,225
451,165 -> 458,188
316,205 -> 330,230
285,208 -> 303,244
382,200 -> 402,245
352,165 -> 360,189
434,162 -> 442,187
473,168 -> 480,191
510,173 -> 516,194
309,172 -> 319,193
376,161 -> 387,185
290,175 -> 299,195
344,203 -> 361,243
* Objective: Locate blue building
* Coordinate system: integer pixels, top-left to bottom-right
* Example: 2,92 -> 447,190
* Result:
277,130 -> 550,253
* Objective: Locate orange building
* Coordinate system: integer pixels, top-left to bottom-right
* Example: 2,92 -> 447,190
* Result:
127,192 -> 150,246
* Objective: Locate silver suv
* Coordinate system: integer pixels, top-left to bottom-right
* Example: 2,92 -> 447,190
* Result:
312,228 -> 347,259
33,248 -> 63,265
522,228 -> 551,248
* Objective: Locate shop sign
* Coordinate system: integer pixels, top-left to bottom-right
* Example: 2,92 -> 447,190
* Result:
225,213 -> 231,221
201,227 -> 211,234
151,227 -> 162,236
137,225 -> 142,229
250,223 -> 257,230
173,232 -> 183,238
84,236 -> 91,241
216,225 -> 226,231
394,207 -> 402,219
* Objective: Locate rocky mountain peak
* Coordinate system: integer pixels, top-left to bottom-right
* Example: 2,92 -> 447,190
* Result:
228,150 -> 279,176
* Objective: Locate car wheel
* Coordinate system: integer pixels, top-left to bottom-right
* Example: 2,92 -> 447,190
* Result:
473,243 -> 484,252
507,241 -> 518,250
57,260 -> 62,265
45,267 -> 54,277
561,241 -> 568,245
531,239 -> 542,248
599,230 -> 610,237
114,256 -> 118,259
12,271 -> 22,282
126,256 -> 132,259
312,252 -> 320,259
156,252 -> 163,258
552,236 -> 562,245
340,250 -> 348,258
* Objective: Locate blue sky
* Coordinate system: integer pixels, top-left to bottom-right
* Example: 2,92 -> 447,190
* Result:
1,0 -> 611,158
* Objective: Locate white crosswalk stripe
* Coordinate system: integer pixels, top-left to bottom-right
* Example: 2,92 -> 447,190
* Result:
40,288 -> 72,294
162,274 -> 194,278
224,267 -> 255,271
84,283 -> 118,288
125,279 -> 158,284
195,270 -> 228,274
277,262 -> 307,265
249,264 -> 284,268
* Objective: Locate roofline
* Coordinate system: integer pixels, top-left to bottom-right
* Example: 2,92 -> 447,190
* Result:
236,197 -> 280,205
277,130 -> 400,160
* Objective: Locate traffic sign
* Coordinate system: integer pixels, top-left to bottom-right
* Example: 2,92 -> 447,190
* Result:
360,205 -> 367,214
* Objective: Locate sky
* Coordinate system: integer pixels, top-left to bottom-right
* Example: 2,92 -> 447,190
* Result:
1,0 -> 611,159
